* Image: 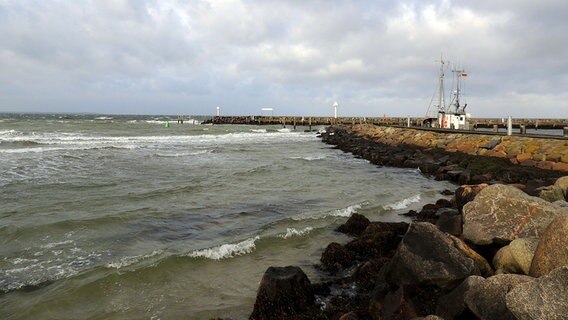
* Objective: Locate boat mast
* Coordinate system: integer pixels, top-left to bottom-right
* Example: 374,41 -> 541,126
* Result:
438,55 -> 446,113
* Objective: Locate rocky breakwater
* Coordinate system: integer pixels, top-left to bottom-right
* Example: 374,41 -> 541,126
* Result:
320,125 -> 567,186
248,178 -> 568,320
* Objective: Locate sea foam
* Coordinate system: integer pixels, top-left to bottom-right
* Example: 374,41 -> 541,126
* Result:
187,236 -> 260,260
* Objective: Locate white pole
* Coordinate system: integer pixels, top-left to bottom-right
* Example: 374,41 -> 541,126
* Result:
407,116 -> 411,127
216,106 -> 220,117
507,116 -> 512,136
333,101 -> 338,119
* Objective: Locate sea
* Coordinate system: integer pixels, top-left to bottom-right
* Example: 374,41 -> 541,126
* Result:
0,113 -> 456,320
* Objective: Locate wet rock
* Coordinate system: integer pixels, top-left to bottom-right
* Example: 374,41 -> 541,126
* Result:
321,242 -> 355,272
379,285 -> 442,320
344,231 -> 398,260
250,266 -> 314,320
464,274 -> 534,320
385,222 -> 481,289
336,213 -> 371,236
462,184 -> 568,245
351,257 -> 389,291
529,215 -> 568,277
436,276 -> 483,320
455,184 -> 488,213
436,208 -> 462,236
338,311 -> 359,320
435,198 -> 453,208
506,266 -> 568,320
441,189 -> 455,196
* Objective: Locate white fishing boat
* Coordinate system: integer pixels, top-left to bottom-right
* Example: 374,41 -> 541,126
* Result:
423,55 -> 470,129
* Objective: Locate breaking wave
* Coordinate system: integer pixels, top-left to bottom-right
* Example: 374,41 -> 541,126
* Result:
279,227 -> 314,239
187,236 -> 260,260
383,194 -> 421,210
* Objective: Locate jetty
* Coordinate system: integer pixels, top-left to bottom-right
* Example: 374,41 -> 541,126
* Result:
202,116 -> 567,129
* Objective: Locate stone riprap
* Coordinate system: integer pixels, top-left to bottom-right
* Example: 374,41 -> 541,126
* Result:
346,125 -> 568,172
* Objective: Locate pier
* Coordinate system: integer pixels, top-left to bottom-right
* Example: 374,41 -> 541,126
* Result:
202,116 -> 568,129
201,116 -> 568,136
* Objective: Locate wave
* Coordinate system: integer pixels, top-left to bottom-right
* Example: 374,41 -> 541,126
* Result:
278,128 -> 292,133
279,227 -> 314,239
383,194 -> 421,210
106,250 -> 163,269
290,155 -> 326,161
155,150 -> 211,158
292,203 -> 363,220
187,236 -> 260,260
251,129 -> 267,133
94,117 -> 113,120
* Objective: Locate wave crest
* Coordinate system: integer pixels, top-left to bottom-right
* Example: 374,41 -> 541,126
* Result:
383,194 -> 421,210
279,227 -> 313,239
187,236 -> 260,260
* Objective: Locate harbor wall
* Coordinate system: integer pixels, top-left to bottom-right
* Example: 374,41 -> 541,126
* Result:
346,124 -> 568,172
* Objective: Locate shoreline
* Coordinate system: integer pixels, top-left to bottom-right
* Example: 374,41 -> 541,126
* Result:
247,125 -> 568,320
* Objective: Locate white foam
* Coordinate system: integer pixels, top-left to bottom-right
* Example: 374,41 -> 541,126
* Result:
188,236 -> 260,260
94,117 -> 113,120
106,250 -> 162,269
278,128 -> 292,133
383,194 -> 421,210
279,227 -> 314,239
251,129 -> 267,133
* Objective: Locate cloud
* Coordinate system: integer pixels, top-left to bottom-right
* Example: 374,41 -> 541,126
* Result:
0,0 -> 567,117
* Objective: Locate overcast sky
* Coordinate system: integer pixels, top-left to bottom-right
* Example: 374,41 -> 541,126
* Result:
1,0 -> 567,117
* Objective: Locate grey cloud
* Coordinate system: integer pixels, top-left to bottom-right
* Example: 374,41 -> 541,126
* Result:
0,0 -> 566,117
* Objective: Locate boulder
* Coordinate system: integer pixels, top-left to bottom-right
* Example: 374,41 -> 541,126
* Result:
338,311 -> 360,320
435,208 -> 462,236
529,215 -> 568,277
538,185 -> 565,202
436,276 -> 483,320
336,213 -> 370,236
320,242 -> 355,272
464,274 -> 534,320
385,222 -> 481,289
462,184 -> 568,245
493,238 -> 538,275
379,285 -> 442,320
506,266 -> 568,320
344,221 -> 408,261
448,235 -> 493,277
250,266 -> 314,320
455,184 -> 488,213
554,176 -> 568,200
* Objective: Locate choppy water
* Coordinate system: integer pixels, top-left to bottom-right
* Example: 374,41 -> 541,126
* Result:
0,113 -> 455,319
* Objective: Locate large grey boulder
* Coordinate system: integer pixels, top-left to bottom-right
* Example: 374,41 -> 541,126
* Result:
506,266 -> 568,320
529,215 -> 568,277
464,274 -> 534,320
385,222 -> 481,289
463,184 -> 568,245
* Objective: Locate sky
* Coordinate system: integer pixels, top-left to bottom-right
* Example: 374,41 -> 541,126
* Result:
1,0 -> 568,118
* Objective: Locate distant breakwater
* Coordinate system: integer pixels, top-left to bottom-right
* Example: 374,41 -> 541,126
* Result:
202,116 -> 568,130
321,125 -> 568,180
